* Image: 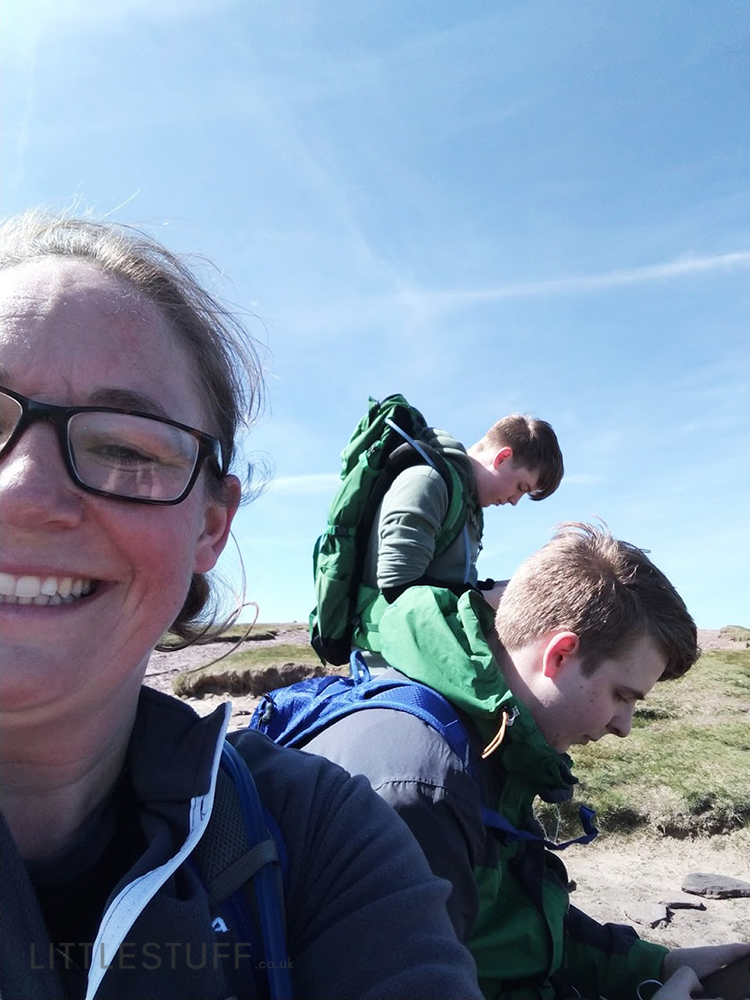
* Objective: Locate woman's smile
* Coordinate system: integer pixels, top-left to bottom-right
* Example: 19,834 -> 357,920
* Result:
0,571 -> 96,605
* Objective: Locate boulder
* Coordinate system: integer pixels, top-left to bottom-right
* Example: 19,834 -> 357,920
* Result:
681,873 -> 750,899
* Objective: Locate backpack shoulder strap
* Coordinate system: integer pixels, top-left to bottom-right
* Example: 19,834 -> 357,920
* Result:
481,802 -> 599,851
372,691 -> 599,851
193,741 -> 293,1000
433,458 -> 468,559
254,672 -> 473,770
353,679 -> 473,768
384,440 -> 468,568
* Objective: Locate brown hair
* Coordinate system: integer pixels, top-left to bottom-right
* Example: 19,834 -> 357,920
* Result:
495,522 -> 698,680
0,210 -> 266,645
479,414 -> 563,499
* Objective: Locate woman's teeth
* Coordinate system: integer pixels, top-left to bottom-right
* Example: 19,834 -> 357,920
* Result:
0,573 -> 95,605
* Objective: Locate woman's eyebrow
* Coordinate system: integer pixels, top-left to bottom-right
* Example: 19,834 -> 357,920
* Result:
0,375 -> 170,419
87,387 -> 170,418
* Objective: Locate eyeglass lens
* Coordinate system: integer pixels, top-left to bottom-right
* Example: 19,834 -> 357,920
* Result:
0,392 -> 22,450
69,412 -> 200,500
0,391 -> 201,501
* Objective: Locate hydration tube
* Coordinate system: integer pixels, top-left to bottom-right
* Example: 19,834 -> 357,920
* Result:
220,741 -> 293,1000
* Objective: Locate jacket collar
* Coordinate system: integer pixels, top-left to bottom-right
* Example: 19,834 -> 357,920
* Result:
379,587 -> 576,798
128,686 -> 228,807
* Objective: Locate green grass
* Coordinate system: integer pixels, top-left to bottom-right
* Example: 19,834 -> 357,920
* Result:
212,624 -> 278,641
537,649 -> 750,838
216,622 -> 309,641
214,644 -> 320,670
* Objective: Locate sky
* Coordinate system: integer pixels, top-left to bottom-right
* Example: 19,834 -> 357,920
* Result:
2,0 -> 748,628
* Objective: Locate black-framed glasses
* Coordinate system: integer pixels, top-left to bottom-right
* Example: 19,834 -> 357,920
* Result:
0,386 -> 226,505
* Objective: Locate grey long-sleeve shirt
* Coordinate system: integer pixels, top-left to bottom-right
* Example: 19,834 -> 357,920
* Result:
362,428 -> 482,593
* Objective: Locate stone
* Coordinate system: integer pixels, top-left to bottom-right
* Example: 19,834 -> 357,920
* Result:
681,873 -> 750,899
624,903 -> 670,928
660,899 -> 707,910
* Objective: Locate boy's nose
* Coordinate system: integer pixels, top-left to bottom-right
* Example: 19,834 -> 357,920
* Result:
608,705 -> 634,739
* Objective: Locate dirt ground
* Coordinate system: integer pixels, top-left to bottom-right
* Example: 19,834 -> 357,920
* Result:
145,627 -> 750,947
567,830 -> 750,947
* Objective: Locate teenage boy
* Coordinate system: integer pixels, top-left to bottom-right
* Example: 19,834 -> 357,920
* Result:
307,523 -> 748,1000
354,413 -> 563,653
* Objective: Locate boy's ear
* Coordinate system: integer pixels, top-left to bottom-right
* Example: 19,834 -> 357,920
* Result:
493,446 -> 513,468
541,631 -> 581,678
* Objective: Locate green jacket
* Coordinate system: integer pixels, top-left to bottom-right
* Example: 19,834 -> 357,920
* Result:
376,587 -> 668,1000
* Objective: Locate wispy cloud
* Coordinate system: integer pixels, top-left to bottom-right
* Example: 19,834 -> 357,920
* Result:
17,0 -> 238,23
404,250 -> 750,306
269,474 -> 340,496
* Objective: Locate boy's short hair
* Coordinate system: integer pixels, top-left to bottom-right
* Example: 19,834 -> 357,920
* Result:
495,522 -> 698,680
481,414 -> 563,500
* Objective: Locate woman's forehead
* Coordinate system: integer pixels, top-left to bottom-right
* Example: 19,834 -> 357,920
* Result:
0,257 -> 206,424
0,256 -> 154,323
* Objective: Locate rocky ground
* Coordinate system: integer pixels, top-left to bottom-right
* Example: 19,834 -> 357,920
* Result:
567,829 -> 750,948
145,626 -> 750,947
145,621 -> 311,729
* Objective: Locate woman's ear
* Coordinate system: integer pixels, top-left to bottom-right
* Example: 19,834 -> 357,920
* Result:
193,474 -> 241,574
541,631 -> 581,678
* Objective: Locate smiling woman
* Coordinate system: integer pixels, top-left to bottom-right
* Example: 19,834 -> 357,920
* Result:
0,212 -> 483,1000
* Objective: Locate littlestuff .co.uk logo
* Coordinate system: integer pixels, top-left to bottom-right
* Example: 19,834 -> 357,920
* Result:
30,941 -> 293,972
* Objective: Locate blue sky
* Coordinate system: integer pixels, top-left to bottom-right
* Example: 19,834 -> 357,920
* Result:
2,1 -> 748,628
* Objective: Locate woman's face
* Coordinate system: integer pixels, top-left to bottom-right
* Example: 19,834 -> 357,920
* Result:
0,257 -> 236,713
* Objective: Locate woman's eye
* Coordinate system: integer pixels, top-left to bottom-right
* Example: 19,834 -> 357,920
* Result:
97,444 -> 155,465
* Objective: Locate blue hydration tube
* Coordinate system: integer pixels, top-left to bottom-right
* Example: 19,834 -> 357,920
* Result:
219,741 -> 293,1000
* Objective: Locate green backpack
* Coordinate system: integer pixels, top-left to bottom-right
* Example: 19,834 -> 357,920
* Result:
309,394 -> 468,665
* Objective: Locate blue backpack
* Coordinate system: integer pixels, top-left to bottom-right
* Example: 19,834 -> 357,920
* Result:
249,654 -> 598,852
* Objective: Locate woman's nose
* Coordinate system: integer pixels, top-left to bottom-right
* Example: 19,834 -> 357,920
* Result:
0,423 -> 84,528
